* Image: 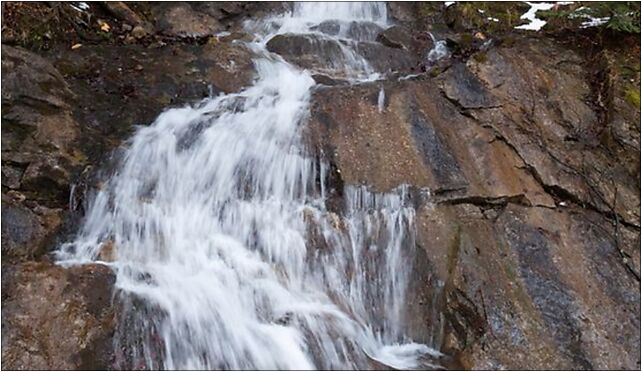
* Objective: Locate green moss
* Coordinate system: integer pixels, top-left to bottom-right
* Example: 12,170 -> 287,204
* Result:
472,51 -> 488,63
620,63 -> 641,82
459,33 -> 474,48
540,2 -> 640,33
624,86 -> 641,107
446,225 -> 462,279
417,2 -> 441,18
448,2 -> 528,34
69,149 -> 88,165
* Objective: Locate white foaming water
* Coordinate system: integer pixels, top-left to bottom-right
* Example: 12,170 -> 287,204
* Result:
58,2 -> 438,369
293,2 -> 388,24
426,33 -> 449,64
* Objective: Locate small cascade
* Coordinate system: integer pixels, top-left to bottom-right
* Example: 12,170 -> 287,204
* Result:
57,2 -> 440,369
426,32 -> 449,64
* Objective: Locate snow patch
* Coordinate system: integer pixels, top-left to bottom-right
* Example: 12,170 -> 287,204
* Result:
515,2 -> 555,31
580,16 -> 610,28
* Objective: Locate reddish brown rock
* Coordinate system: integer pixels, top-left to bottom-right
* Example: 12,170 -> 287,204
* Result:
307,77 -> 554,208
1,262 -> 117,370
467,38 -> 640,227
306,36 -> 640,370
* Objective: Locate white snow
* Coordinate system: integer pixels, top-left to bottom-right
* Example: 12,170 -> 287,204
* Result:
515,2 -> 556,31
580,16 -> 610,28
567,6 -> 611,28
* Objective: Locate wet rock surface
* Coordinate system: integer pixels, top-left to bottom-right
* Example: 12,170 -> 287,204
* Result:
307,35 -> 640,369
1,262 -> 117,370
1,3 -> 264,369
266,33 -> 421,77
411,203 -> 640,370
1,1 -> 640,370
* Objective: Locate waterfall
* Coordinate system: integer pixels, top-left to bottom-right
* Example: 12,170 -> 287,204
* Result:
378,86 -> 386,112
57,2 -> 439,369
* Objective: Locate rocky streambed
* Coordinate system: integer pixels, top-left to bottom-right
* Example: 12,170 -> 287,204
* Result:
1,2 -> 640,370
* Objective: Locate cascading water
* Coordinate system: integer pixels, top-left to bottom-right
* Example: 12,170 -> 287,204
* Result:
57,2 -> 441,370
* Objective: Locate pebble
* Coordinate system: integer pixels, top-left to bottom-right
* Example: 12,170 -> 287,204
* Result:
131,25 -> 147,39
7,190 -> 26,202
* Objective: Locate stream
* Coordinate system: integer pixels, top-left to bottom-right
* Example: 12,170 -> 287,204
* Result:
57,2 -> 441,369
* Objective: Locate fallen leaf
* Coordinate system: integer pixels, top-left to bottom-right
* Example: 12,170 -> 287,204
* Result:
71,43 -> 82,50
100,22 -> 111,32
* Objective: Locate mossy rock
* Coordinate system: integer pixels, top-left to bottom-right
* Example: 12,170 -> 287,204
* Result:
624,86 -> 641,107
443,1 -> 529,35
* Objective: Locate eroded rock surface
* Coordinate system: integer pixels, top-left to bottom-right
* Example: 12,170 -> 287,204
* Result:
1,262 -> 117,370
1,2 -> 639,370
266,33 -> 421,77
2,3 -> 263,369
307,35 -> 640,369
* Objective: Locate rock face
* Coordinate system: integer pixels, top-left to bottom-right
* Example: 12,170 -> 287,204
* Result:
266,33 -> 421,77
48,40 -> 257,162
307,36 -> 640,369
468,38 -> 639,228
1,2 -> 640,370
152,3 -> 224,38
2,45 -> 80,205
1,262 -> 117,370
1,45 -> 78,265
2,194 -> 62,261
2,3 -> 263,370
1,38 -> 259,263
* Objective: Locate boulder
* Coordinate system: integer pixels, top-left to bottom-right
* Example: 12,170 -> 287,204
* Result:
386,2 -> 421,25
148,2 -> 287,39
1,262 -> 117,370
376,25 -> 425,53
151,3 -> 223,38
266,33 -> 420,77
101,2 -> 151,31
310,20 -> 383,42
266,34 -> 345,74
311,20 -> 342,37
200,42 -> 257,93
2,45 -> 80,206
1,194 -> 62,261
344,21 -> 383,42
